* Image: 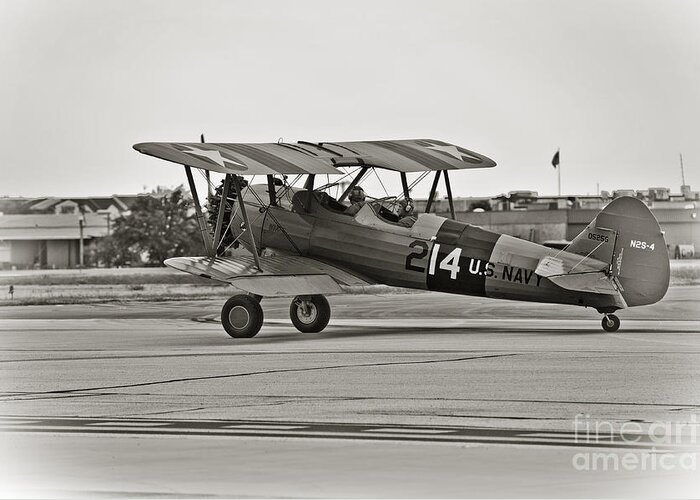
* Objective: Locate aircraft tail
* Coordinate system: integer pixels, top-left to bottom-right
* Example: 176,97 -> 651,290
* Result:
565,196 -> 670,307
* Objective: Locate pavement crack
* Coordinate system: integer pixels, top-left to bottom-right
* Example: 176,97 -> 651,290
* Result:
0,353 -> 517,401
122,407 -> 209,417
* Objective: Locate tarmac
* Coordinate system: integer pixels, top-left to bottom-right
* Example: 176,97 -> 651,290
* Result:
1,288 -> 699,498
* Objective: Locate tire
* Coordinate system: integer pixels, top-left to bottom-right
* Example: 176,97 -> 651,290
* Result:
221,295 -> 264,338
601,314 -> 620,333
290,295 -> 331,333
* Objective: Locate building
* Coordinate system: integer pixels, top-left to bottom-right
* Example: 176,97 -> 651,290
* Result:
27,196 -> 127,218
0,191 -> 178,269
0,194 -> 151,217
416,186 -> 699,258
0,197 -> 35,215
0,214 -> 110,269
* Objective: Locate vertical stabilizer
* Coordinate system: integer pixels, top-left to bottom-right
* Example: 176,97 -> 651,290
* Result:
567,197 -> 669,307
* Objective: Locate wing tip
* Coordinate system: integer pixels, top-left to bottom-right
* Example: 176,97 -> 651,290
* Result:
133,142 -> 151,153
419,138 -> 497,169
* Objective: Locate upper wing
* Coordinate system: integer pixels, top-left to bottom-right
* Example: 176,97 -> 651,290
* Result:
133,142 -> 342,176
324,140 -> 497,172
133,139 -> 496,175
165,255 -> 375,296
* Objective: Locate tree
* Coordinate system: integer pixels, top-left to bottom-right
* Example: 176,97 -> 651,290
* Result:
94,233 -> 134,267
98,187 -> 205,267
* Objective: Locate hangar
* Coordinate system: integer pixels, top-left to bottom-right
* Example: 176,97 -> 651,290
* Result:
0,214 -> 109,269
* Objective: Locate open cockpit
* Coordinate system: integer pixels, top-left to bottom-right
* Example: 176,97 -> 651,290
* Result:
288,190 -> 418,228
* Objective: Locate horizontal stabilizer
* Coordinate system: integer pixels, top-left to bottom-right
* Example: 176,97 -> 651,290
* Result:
549,272 -> 627,308
534,252 -> 608,278
534,256 -> 566,277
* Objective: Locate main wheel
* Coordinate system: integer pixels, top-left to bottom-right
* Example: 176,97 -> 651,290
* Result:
601,314 -> 620,333
290,295 -> 331,333
221,295 -> 264,338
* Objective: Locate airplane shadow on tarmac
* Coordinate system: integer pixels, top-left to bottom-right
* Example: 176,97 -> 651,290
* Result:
189,320 -> 609,347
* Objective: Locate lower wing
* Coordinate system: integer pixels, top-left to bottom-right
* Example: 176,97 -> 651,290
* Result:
165,255 -> 374,297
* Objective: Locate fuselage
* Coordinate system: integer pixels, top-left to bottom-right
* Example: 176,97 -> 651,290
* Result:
238,186 -> 621,311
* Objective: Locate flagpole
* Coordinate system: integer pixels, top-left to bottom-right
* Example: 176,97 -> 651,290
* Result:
551,148 -> 560,196
557,147 -> 561,196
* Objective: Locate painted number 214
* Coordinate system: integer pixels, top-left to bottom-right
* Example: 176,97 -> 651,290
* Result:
429,243 -> 461,279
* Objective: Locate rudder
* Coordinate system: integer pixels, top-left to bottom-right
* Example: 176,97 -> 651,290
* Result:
568,196 -> 669,307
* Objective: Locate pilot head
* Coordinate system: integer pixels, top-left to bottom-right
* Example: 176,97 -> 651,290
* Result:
349,186 -> 366,204
399,198 -> 414,215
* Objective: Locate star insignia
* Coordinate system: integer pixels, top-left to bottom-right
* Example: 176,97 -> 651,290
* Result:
182,145 -> 245,168
425,144 -> 471,161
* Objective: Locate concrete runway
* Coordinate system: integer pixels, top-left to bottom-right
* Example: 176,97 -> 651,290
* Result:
1,288 -> 699,497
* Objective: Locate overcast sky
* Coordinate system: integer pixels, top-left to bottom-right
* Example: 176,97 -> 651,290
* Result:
1,0 -> 698,200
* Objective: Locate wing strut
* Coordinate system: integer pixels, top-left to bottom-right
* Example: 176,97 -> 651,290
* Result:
424,170 -> 442,214
339,167 -> 369,202
184,165 -> 214,256
212,174 -> 232,255
303,174 -> 315,213
200,134 -> 213,202
443,170 -> 456,220
266,175 -> 278,206
400,172 -> 410,200
232,175 -> 262,271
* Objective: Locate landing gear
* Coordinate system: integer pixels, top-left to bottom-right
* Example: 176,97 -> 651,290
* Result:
219,293 -> 331,338
290,294 -> 331,333
221,295 -> 264,338
601,314 -> 620,333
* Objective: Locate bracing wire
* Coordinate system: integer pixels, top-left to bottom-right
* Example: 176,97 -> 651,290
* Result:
316,167 -> 361,192
219,179 -> 266,254
372,167 -> 390,197
276,174 -> 303,201
247,182 -> 303,255
195,168 -> 218,204
568,240 -> 606,273
408,171 -> 430,192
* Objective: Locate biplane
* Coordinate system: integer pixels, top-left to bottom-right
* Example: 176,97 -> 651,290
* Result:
133,139 -> 670,338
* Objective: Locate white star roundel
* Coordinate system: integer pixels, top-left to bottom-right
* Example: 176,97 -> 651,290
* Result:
182,145 -> 245,168
425,144 -> 468,161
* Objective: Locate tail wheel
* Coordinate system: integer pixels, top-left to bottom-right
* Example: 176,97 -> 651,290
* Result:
221,295 -> 263,338
290,295 -> 331,333
601,314 -> 620,333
